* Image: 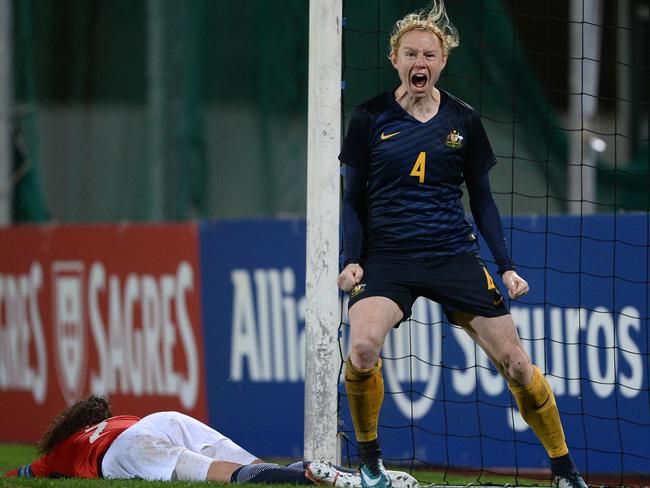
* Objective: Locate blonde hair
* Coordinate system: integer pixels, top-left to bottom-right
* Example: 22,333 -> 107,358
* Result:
389,1 -> 460,56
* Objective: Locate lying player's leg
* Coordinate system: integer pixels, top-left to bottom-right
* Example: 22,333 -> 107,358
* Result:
176,455 -> 319,484
101,411 -> 257,481
306,461 -> 420,488
228,462 -> 312,484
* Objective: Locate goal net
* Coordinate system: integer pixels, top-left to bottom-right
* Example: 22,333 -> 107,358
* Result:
332,0 -> 650,485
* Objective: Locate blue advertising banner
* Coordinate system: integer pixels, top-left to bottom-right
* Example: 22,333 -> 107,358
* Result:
199,219 -> 308,459
199,214 -> 650,475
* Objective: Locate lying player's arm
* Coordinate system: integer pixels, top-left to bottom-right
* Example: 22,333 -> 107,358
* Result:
4,464 -> 34,477
3,455 -> 53,478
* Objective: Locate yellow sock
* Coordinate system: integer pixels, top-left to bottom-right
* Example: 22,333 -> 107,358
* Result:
509,366 -> 568,458
345,357 -> 384,442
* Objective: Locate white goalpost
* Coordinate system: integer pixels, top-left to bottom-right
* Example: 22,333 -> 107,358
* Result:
304,0 -> 343,465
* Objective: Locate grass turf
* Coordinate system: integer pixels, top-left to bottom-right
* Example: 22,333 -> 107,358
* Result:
0,444 -> 551,487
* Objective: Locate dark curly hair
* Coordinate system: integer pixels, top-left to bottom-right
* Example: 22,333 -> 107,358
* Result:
38,395 -> 112,455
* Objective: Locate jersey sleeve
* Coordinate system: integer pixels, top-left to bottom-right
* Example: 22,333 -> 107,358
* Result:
463,110 -> 497,181
339,107 -> 371,266
339,107 -> 371,172
467,173 -> 516,274
4,457 -> 52,478
341,164 -> 367,266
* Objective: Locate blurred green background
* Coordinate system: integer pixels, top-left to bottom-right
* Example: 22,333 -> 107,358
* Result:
9,0 -> 649,222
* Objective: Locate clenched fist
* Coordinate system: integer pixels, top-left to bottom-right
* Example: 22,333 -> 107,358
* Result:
501,270 -> 529,299
337,263 -> 364,292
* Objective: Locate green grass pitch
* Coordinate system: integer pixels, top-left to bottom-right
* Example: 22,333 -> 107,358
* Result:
0,443 -> 551,487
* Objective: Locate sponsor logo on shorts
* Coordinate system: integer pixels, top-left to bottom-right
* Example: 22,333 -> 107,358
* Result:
350,283 -> 367,298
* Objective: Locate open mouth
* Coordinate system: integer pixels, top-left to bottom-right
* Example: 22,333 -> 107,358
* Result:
411,72 -> 428,88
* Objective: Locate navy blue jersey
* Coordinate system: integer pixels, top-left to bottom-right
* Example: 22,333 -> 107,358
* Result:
340,89 -> 497,261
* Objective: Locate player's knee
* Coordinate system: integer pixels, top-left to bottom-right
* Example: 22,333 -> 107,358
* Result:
499,353 -> 532,386
350,341 -> 381,369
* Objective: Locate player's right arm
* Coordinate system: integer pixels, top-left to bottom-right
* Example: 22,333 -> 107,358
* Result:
338,104 -> 373,292
338,163 -> 367,292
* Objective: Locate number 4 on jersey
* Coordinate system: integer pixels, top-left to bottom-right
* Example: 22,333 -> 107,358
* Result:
410,152 -> 426,183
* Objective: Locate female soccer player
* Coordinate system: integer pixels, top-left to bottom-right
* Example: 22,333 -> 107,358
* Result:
337,3 -> 587,488
3,395 -> 418,488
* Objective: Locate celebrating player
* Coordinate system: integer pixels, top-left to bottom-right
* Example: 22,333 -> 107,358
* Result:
337,2 -> 587,488
2,395 -> 418,488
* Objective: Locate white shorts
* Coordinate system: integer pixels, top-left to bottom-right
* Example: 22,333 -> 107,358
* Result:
101,411 -> 259,480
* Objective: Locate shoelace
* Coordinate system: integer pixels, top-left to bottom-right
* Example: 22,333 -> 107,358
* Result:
363,461 -> 386,478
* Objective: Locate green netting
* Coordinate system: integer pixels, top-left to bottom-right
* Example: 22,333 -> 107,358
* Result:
343,0 -> 569,215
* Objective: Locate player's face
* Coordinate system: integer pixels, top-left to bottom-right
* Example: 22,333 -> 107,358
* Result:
390,29 -> 447,98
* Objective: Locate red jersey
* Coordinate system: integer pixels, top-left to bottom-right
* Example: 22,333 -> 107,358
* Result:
4,415 -> 140,478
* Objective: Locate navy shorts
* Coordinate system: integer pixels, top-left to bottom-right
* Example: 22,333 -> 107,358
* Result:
347,253 -> 509,326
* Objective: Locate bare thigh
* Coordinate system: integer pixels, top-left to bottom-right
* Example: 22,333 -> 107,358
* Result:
452,311 -> 533,386
348,296 -> 403,369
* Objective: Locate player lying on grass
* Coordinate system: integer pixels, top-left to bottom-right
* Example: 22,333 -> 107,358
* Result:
2,395 -> 418,487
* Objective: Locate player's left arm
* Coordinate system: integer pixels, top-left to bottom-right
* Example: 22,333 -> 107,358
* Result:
500,269 -> 529,299
467,172 -> 528,299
